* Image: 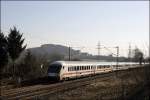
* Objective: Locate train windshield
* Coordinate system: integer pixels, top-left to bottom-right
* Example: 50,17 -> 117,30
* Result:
48,64 -> 62,73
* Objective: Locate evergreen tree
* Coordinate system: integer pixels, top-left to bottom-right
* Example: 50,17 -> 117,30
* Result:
7,27 -> 26,61
0,32 -> 8,73
7,27 -> 26,78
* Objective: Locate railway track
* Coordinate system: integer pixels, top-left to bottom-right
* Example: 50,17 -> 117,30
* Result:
1,71 -> 114,100
1,66 -> 146,100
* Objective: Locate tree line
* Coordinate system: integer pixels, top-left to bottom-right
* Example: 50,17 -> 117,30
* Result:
0,27 -> 28,82
0,27 -> 57,83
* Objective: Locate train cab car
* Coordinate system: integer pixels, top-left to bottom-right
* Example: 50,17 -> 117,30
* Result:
47,61 -> 139,81
47,62 -> 62,80
47,61 -> 114,81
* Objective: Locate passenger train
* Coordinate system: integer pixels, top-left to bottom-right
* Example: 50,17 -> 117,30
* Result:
47,61 -> 139,81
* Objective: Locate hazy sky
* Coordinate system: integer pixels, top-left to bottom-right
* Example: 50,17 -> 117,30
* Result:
1,1 -> 149,57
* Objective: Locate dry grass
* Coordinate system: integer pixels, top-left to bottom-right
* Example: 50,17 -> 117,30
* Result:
47,67 -> 149,100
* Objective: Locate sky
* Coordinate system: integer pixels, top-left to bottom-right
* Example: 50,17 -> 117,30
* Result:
1,1 -> 149,57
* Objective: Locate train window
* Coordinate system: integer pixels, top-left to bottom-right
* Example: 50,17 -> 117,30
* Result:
74,67 -> 76,71
81,66 -> 83,70
99,66 -> 101,68
102,66 -> 104,68
73,67 -> 75,71
71,67 -> 73,71
77,66 -> 79,70
102,65 -> 104,68
76,66 -> 78,71
104,66 -> 106,68
48,64 -> 62,73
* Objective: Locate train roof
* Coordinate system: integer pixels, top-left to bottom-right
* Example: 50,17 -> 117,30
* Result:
51,61 -> 119,66
50,61 -> 138,66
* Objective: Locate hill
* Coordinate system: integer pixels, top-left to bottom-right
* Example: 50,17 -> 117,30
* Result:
26,44 -> 128,62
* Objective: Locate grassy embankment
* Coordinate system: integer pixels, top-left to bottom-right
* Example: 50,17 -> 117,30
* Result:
47,65 -> 150,100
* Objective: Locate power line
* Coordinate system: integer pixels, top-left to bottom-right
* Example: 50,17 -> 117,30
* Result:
128,43 -> 131,61
69,46 -> 71,61
97,41 -> 101,60
116,46 -> 119,69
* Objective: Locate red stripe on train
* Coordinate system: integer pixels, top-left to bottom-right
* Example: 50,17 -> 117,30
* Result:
62,69 -> 111,76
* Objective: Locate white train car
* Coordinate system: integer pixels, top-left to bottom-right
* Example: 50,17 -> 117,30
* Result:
47,61 -> 140,81
48,61 -> 117,81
